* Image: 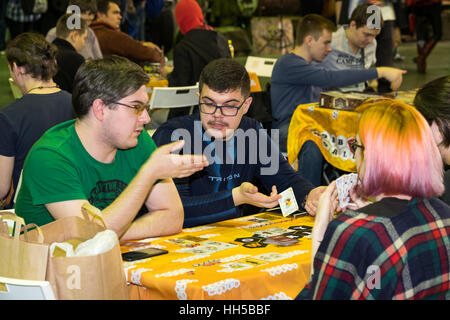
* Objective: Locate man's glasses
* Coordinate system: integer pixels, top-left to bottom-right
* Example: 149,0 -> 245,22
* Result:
113,101 -> 150,115
199,99 -> 247,117
349,140 -> 364,154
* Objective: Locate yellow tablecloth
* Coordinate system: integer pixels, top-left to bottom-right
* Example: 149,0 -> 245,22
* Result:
287,103 -> 358,173
121,212 -> 314,300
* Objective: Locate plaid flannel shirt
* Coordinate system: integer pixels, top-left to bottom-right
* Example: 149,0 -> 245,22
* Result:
297,197 -> 450,300
6,0 -> 41,23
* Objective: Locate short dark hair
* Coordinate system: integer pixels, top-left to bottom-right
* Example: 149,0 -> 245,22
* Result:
56,13 -> 88,39
296,14 -> 336,46
5,32 -> 58,81
414,75 -> 450,147
199,58 -> 250,98
97,0 -> 119,14
350,3 -> 384,29
68,0 -> 97,15
72,55 -> 149,119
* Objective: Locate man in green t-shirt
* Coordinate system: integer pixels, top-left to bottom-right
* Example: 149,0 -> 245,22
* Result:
15,56 -> 208,241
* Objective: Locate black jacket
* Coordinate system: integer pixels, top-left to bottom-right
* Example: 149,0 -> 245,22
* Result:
52,38 -> 85,93
168,28 -> 231,87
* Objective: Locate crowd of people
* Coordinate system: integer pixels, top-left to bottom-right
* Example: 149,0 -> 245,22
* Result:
0,0 -> 448,300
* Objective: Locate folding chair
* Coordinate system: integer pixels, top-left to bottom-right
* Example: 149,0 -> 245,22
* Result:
0,276 -> 55,300
147,85 -> 199,133
245,56 -> 277,78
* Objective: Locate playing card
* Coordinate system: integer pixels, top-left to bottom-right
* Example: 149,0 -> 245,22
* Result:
253,227 -> 289,238
336,173 -> 358,208
253,252 -> 288,262
278,187 -> 299,217
263,235 -> 299,246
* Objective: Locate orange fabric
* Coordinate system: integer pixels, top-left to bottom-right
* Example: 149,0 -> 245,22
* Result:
248,72 -> 262,93
146,76 -> 168,100
287,103 -> 359,173
121,212 -> 314,300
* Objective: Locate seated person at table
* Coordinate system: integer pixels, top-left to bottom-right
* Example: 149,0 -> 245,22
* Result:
52,14 -> 87,93
15,56 -> 208,240
0,33 -> 73,209
319,3 -> 381,92
91,0 -> 164,66
414,75 -> 450,204
270,14 -> 406,185
297,98 -> 450,299
46,0 -> 103,60
152,58 -> 324,228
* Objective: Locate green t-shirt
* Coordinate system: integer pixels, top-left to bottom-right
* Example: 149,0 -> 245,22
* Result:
15,120 -> 157,226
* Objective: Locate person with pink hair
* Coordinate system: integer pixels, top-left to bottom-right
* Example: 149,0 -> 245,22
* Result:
297,98 -> 450,299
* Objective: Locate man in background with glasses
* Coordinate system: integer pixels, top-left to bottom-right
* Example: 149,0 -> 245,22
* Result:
16,56 -> 208,240
153,58 -> 325,227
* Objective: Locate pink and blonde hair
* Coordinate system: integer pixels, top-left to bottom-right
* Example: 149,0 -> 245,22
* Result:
355,98 -> 444,198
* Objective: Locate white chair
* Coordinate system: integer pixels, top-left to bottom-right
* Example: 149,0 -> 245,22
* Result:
147,84 -> 199,129
0,276 -> 55,300
245,56 -> 277,78
8,78 -> 23,100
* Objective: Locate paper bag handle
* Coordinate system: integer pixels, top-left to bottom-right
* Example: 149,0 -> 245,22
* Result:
0,213 -> 25,240
81,202 -> 107,229
20,223 -> 45,244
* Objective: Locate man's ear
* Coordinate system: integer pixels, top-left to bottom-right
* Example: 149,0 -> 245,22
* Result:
304,35 -> 314,46
242,96 -> 253,115
92,98 -> 106,121
349,20 -> 356,29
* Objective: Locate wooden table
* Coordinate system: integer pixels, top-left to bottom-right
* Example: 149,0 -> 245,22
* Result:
121,211 -> 314,300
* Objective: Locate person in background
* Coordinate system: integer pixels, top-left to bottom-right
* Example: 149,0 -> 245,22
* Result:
297,98 -> 450,299
0,33 -> 74,209
0,0 -> 7,52
5,0 -> 42,39
319,3 -> 382,92
414,75 -> 450,204
52,14 -> 88,93
168,0 -> 230,87
91,0 -> 164,65
153,58 -> 324,227
335,0 -> 397,93
409,0 -> 442,73
15,55 -> 208,240
166,0 -> 231,120
270,13 -> 405,186
46,0 -> 103,60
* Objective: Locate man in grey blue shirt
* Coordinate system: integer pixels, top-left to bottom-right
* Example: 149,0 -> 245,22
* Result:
319,3 -> 381,92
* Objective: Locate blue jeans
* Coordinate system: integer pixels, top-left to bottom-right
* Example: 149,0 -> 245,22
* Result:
297,140 -> 324,187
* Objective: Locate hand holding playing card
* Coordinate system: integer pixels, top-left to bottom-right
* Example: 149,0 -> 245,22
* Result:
232,182 -> 281,208
310,181 -> 337,275
304,186 -> 327,216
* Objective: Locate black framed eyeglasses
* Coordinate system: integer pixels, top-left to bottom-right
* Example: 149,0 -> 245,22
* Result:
199,99 -> 247,117
112,101 -> 150,115
349,140 -> 364,154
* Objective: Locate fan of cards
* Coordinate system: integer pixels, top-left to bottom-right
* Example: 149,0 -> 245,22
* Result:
336,173 -> 360,209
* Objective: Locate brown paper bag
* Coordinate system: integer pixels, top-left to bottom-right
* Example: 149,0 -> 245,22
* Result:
0,212 -> 49,281
32,204 -> 129,300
